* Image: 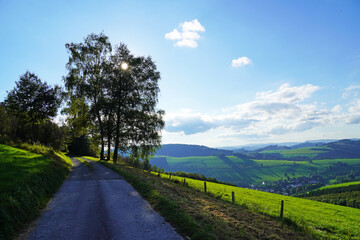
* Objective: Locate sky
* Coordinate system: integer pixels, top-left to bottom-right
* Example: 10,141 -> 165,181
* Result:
0,0 -> 360,147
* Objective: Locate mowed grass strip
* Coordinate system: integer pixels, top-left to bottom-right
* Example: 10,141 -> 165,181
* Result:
0,144 -> 72,240
75,157 -> 94,171
318,181 -> 360,190
153,172 -> 360,240
82,157 -> 313,240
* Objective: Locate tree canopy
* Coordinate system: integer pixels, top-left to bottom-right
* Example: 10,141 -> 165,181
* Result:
1,71 -> 64,149
63,33 -> 164,164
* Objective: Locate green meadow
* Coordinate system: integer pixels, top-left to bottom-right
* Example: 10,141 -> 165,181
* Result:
152,155 -> 360,185
260,146 -> 331,158
318,181 -> 360,190
0,144 -> 71,239
153,172 -> 360,239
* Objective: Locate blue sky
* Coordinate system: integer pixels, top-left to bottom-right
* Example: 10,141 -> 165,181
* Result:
1,0 -> 360,147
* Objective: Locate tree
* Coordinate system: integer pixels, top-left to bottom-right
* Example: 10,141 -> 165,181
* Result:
64,33 -> 111,159
5,71 -> 61,143
107,44 -> 164,163
63,33 -> 164,164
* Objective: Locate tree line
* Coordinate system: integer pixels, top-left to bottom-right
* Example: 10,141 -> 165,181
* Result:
0,33 -> 164,167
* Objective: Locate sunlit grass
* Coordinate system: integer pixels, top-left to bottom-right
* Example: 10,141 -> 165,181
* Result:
76,157 -> 94,170
0,144 -> 71,239
318,181 -> 360,190
153,171 -> 360,239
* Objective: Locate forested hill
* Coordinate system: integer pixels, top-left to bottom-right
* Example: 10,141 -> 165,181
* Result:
317,139 -> 360,158
156,144 -> 233,157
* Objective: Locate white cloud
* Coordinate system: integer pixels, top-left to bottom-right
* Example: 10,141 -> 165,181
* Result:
347,99 -> 360,124
175,39 -> 198,48
180,19 -> 205,32
343,85 -> 360,99
231,57 -> 252,67
165,83 -> 334,136
165,19 -> 205,48
164,29 -> 181,40
255,83 -> 319,103
164,84 -> 360,146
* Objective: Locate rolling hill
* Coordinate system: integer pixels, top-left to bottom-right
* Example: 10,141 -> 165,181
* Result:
150,139 -> 360,187
155,144 -> 233,157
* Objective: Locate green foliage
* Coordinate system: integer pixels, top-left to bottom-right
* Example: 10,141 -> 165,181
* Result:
0,144 -> 71,239
61,96 -> 90,138
4,71 -> 61,143
67,135 -> 98,157
1,72 -> 65,150
63,33 -> 164,162
153,172 -> 360,239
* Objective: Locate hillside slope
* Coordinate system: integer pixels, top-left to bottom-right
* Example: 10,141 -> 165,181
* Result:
156,144 -> 233,157
151,172 -> 360,240
150,155 -> 360,186
0,144 -> 71,239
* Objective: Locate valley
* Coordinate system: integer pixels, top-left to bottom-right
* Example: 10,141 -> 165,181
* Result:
150,139 -> 360,193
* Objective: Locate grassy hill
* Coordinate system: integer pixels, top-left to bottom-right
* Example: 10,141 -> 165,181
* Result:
150,140 -> 360,187
155,172 -> 360,239
0,144 -> 71,239
150,155 -> 360,186
318,181 -> 360,190
297,181 -> 360,209
155,144 -> 233,157
259,146 -> 331,158
257,139 -> 360,159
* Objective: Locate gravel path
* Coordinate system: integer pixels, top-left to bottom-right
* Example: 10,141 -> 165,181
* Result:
25,158 -> 183,240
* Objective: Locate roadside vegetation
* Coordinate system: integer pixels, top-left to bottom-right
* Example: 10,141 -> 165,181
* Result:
83,156 -> 314,240
0,144 -> 71,240
153,172 -> 360,239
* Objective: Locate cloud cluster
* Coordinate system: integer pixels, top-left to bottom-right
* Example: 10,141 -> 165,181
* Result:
231,57 -> 252,67
343,85 -> 360,99
165,19 -> 205,48
165,83 -> 360,139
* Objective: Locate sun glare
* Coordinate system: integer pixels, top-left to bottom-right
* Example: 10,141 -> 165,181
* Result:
120,62 -> 129,70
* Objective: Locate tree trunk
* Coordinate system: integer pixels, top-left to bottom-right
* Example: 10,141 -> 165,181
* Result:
107,134 -> 111,160
97,112 -> 105,160
113,109 -> 121,163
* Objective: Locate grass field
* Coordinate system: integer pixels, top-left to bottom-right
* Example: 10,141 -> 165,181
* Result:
0,144 -> 71,239
152,155 -> 360,185
260,147 -> 331,158
318,181 -> 360,190
153,172 -> 360,239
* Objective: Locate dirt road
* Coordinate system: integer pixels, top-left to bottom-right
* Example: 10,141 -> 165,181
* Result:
25,158 -> 183,240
